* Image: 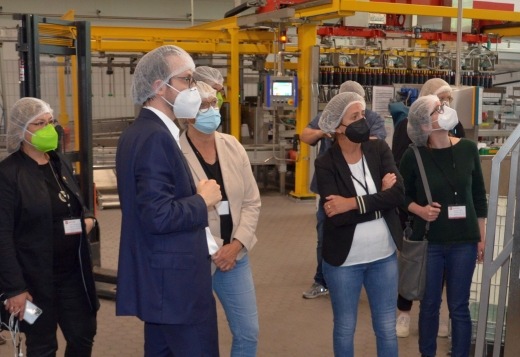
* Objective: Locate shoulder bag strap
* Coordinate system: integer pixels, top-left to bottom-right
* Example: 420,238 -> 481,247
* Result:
410,144 -> 432,236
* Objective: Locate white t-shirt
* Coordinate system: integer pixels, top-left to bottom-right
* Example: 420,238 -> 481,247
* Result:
341,156 -> 396,266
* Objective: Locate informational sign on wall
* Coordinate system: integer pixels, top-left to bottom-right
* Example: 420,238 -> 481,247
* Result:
371,86 -> 395,117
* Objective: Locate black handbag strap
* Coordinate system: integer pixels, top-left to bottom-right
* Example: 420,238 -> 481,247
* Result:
410,144 -> 431,234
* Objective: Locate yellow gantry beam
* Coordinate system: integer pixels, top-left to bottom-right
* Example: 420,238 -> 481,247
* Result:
289,0 -> 520,22
483,26 -> 520,38
189,16 -> 239,30
89,26 -> 276,54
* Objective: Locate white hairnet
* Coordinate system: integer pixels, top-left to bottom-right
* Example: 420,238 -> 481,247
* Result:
419,78 -> 452,98
193,66 -> 224,87
319,92 -> 366,133
131,45 -> 195,105
339,80 -> 365,97
7,97 -> 53,153
196,81 -> 217,100
407,95 -> 438,146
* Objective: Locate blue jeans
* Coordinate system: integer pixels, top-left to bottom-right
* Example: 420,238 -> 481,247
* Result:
314,202 -> 326,287
323,252 -> 398,357
213,255 -> 259,357
419,243 -> 477,357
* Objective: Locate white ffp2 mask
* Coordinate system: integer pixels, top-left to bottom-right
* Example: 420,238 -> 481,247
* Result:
161,84 -> 202,119
433,106 -> 458,131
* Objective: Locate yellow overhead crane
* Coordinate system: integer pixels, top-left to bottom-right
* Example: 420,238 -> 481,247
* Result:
41,1 -> 520,200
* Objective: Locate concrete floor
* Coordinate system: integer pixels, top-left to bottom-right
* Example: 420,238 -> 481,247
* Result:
0,191 -> 453,356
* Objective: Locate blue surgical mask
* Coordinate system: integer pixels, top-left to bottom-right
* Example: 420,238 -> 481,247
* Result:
194,107 -> 221,134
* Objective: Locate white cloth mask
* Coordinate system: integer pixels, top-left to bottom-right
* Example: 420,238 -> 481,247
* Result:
433,106 -> 458,131
161,84 -> 202,119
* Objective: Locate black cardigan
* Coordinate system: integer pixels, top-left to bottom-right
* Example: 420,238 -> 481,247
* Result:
315,139 -> 405,266
0,150 -> 99,312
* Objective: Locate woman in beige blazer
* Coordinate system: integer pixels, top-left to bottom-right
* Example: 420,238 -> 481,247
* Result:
179,78 -> 261,357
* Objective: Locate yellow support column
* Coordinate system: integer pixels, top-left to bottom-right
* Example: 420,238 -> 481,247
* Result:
56,58 -> 69,127
228,27 -> 240,140
57,11 -> 73,128
290,23 -> 316,199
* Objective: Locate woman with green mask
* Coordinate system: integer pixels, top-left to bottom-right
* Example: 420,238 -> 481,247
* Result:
0,97 -> 99,356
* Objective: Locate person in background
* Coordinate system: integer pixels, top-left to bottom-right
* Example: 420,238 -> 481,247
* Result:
193,65 -> 226,108
395,77 -> 465,338
388,101 -> 410,168
420,78 -> 465,138
179,78 -> 261,357
0,97 -> 98,356
315,92 -> 404,356
300,80 -> 386,299
400,95 -> 487,357
116,45 -> 222,356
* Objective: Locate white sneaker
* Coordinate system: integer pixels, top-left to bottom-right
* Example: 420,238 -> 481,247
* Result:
438,320 -> 449,337
396,314 -> 410,338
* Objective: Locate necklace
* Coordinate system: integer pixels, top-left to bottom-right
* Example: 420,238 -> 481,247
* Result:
48,161 -> 70,203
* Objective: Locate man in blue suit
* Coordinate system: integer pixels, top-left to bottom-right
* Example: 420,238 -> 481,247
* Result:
116,45 -> 222,356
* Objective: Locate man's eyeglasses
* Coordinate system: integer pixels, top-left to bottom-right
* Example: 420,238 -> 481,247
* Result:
199,99 -> 219,113
172,76 -> 197,87
430,104 -> 445,116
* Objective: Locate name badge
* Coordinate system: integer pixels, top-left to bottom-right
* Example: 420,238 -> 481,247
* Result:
216,200 -> 230,215
448,205 -> 466,219
63,218 -> 83,235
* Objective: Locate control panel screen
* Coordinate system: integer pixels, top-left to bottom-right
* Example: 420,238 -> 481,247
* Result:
272,81 -> 293,96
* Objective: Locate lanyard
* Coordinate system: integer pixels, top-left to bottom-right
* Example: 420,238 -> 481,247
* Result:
48,161 -> 75,217
350,155 -> 368,194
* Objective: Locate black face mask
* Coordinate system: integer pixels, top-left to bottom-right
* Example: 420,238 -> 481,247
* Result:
344,118 -> 370,143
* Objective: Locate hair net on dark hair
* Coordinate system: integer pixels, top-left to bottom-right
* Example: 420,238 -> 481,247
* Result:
319,92 -> 365,133
7,97 -> 53,153
339,80 -> 365,97
131,45 -> 195,105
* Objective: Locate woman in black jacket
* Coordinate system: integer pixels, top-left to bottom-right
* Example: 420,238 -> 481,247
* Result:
315,92 -> 404,357
0,97 -> 98,356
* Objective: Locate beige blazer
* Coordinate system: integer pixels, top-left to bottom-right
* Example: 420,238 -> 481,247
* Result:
180,131 -> 261,260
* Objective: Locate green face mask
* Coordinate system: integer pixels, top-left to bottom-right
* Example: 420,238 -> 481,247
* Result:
216,92 -> 224,108
28,124 -> 58,152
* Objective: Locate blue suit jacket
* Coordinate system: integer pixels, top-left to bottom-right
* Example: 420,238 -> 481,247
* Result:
115,108 -> 215,324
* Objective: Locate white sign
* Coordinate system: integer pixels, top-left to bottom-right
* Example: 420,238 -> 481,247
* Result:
369,13 -> 386,25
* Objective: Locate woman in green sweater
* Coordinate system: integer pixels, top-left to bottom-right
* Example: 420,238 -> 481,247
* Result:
399,94 -> 487,357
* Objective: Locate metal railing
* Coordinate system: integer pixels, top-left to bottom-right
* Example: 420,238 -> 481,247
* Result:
474,124 -> 520,356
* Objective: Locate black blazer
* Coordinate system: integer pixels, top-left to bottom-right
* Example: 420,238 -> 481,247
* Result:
315,139 -> 404,266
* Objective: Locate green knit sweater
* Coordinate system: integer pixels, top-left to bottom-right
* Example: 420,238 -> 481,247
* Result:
399,139 -> 487,244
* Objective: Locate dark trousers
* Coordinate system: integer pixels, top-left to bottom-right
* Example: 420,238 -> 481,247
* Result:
23,271 -> 97,357
397,294 -> 413,312
144,314 -> 219,357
